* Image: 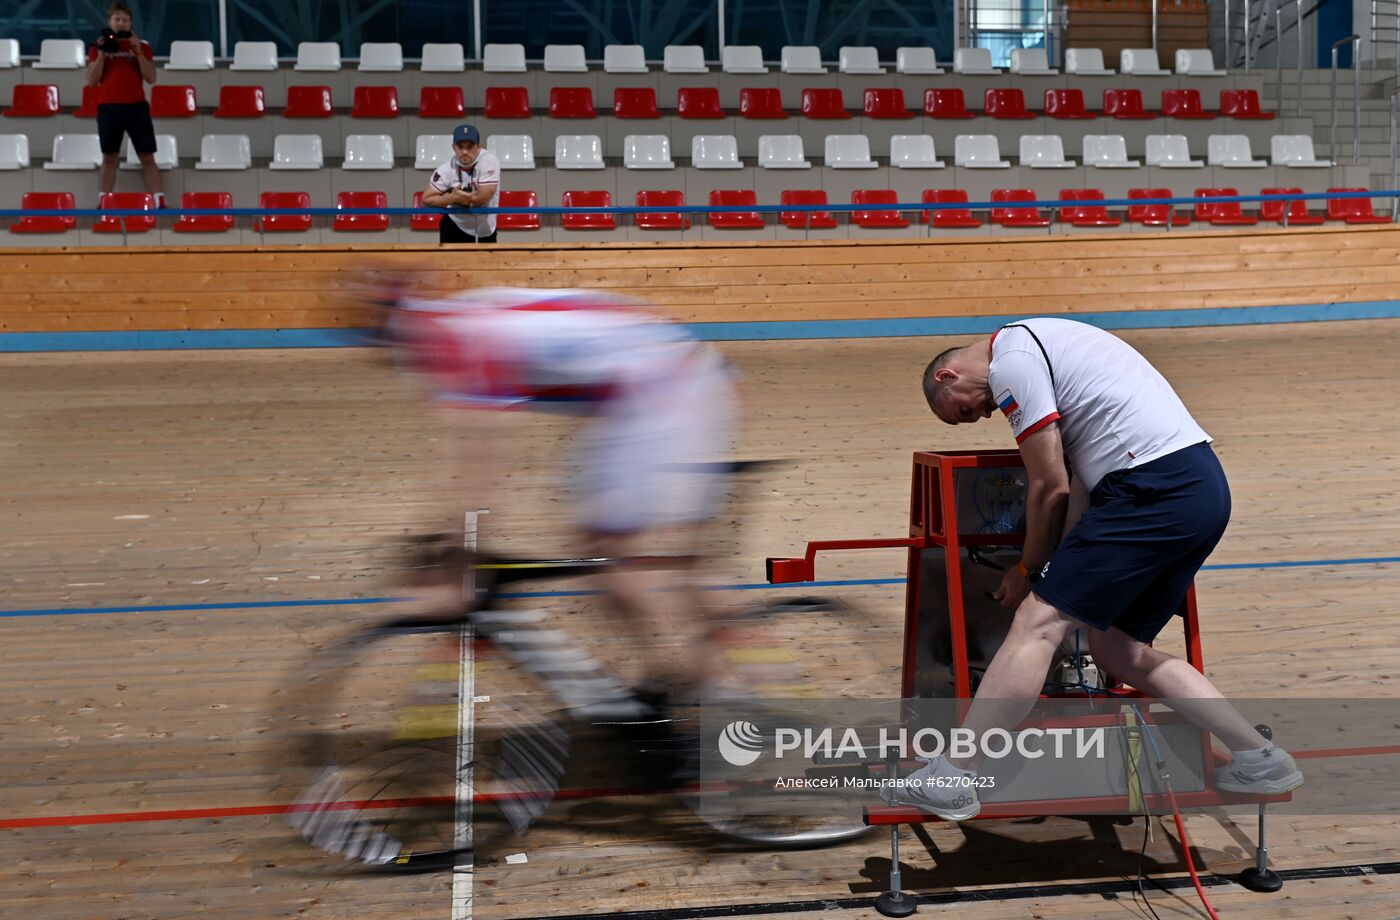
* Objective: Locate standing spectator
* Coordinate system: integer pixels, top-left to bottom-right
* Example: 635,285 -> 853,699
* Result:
86,1 -> 164,207
422,124 -> 500,244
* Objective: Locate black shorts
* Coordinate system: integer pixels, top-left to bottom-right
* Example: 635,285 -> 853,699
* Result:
1032,442 -> 1230,643
439,214 -> 496,244
96,101 -> 157,156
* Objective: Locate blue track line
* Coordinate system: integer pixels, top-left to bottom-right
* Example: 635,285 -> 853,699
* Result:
1,555 -> 1396,619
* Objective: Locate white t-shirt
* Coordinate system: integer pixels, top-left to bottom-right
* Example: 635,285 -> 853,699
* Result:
428,149 -> 501,237
988,318 -> 1210,491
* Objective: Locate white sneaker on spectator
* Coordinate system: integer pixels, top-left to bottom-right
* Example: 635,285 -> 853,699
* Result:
887,755 -> 981,821
1215,745 -> 1304,795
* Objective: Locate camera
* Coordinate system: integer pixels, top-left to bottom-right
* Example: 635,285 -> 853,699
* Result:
97,28 -> 131,54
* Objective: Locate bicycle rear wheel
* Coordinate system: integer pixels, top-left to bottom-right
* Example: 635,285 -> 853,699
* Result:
278,617 -> 570,871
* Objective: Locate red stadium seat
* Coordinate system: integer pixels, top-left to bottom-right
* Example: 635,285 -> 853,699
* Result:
483,86 -> 530,118
74,84 -> 100,117
173,191 -> 234,232
93,192 -> 157,233
990,188 -> 1051,227
779,189 -> 838,229
150,85 -> 198,118
1128,188 -> 1191,227
635,190 -> 690,229
739,87 -> 787,119
496,189 -> 541,230
851,189 -> 909,228
983,88 -> 1032,119
1326,187 -> 1392,224
1161,89 -> 1213,120
254,191 -> 312,232
4,84 -> 61,117
800,88 -> 849,119
863,88 -> 912,119
352,85 -> 399,118
1102,88 -> 1151,120
285,85 -> 333,118
924,88 -> 975,119
708,190 -> 764,228
420,86 -> 466,118
333,191 -> 389,231
921,189 -> 982,228
561,190 -> 616,230
213,85 -> 266,118
549,87 -> 596,118
1044,88 -> 1092,119
614,87 -> 660,118
1056,188 -> 1121,227
1193,187 -> 1258,226
9,192 -> 76,233
677,87 -> 723,119
1258,187 -> 1326,225
409,191 -> 439,231
1220,89 -> 1274,120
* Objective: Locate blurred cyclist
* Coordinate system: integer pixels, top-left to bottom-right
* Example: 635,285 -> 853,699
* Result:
378,285 -> 739,709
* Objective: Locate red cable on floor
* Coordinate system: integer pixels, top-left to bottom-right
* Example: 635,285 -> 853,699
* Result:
1165,782 -> 1223,920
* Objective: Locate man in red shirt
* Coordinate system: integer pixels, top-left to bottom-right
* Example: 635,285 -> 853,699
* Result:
86,1 -> 164,207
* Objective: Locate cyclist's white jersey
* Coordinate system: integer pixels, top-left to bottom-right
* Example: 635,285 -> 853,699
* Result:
391,287 -> 738,533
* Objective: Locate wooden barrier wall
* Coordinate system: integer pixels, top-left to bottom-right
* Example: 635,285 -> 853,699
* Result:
3,226 -> 1399,334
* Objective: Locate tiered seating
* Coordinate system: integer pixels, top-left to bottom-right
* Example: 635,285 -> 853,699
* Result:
779,190 -> 837,229
333,190 -> 388,231
922,190 -> 982,228
5,84 -> 61,117
150,85 -> 198,118
496,190 -> 541,230
677,87 -> 723,119
94,192 -> 157,234
484,87 -> 530,118
254,191 -> 312,231
561,190 -> 616,230
708,190 -> 764,228
214,86 -> 266,118
851,190 -> 908,228
990,189 -> 1051,227
285,86 -> 334,118
421,86 -> 466,118
10,192 -> 76,233
1258,188 -> 1325,226
351,86 -> 399,118
635,190 -> 689,229
174,192 -> 235,232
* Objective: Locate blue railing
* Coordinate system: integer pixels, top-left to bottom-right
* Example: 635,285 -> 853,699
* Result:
3,190 -> 1396,224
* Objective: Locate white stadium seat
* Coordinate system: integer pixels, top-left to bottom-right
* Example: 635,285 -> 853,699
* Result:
295,41 -> 342,71
663,45 -> 708,74
1207,134 -> 1267,168
839,46 -> 885,74
623,134 -> 674,169
757,135 -> 810,169
0,134 -> 30,169
270,134 -> 324,170
122,134 -> 177,170
1010,48 -> 1058,75
1082,134 -> 1140,168
420,43 -> 465,72
1145,134 -> 1203,168
483,44 -> 527,73
544,44 -> 588,72
230,41 -> 278,71
486,134 -> 536,170
722,46 -> 767,74
1271,134 -> 1332,168
1176,48 -> 1226,76
604,44 -> 648,73
953,47 -> 1000,75
889,134 -> 944,169
343,134 -> 395,169
194,134 -> 252,170
358,42 -> 404,72
1065,48 -> 1114,76
824,134 -> 877,169
691,135 -> 742,169
1121,48 -> 1169,76
414,134 -> 453,169
1020,134 -> 1075,168
165,40 -> 215,71
555,134 -> 604,169
895,47 -> 943,75
954,134 -> 1010,168
44,134 -> 102,170
0,39 -> 19,69
34,39 -> 85,69
781,46 -> 826,74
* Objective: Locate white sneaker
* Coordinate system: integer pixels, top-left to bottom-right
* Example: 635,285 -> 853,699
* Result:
1214,746 -> 1304,795
887,756 -> 981,821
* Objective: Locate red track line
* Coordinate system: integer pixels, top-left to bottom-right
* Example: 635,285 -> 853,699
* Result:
4,743 -> 1397,831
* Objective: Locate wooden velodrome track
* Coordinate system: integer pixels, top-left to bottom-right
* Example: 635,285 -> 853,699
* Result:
2,234 -> 1399,919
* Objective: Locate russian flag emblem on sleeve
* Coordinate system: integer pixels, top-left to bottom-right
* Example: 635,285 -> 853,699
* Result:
996,389 -> 1019,416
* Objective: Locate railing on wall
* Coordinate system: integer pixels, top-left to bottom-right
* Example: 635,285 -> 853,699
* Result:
1331,34 -> 1362,165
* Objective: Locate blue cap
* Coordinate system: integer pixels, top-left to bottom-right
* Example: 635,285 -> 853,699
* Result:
452,124 -> 480,145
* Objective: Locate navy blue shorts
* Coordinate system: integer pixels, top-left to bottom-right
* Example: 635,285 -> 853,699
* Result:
1032,441 -> 1230,643
96,101 -> 156,156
